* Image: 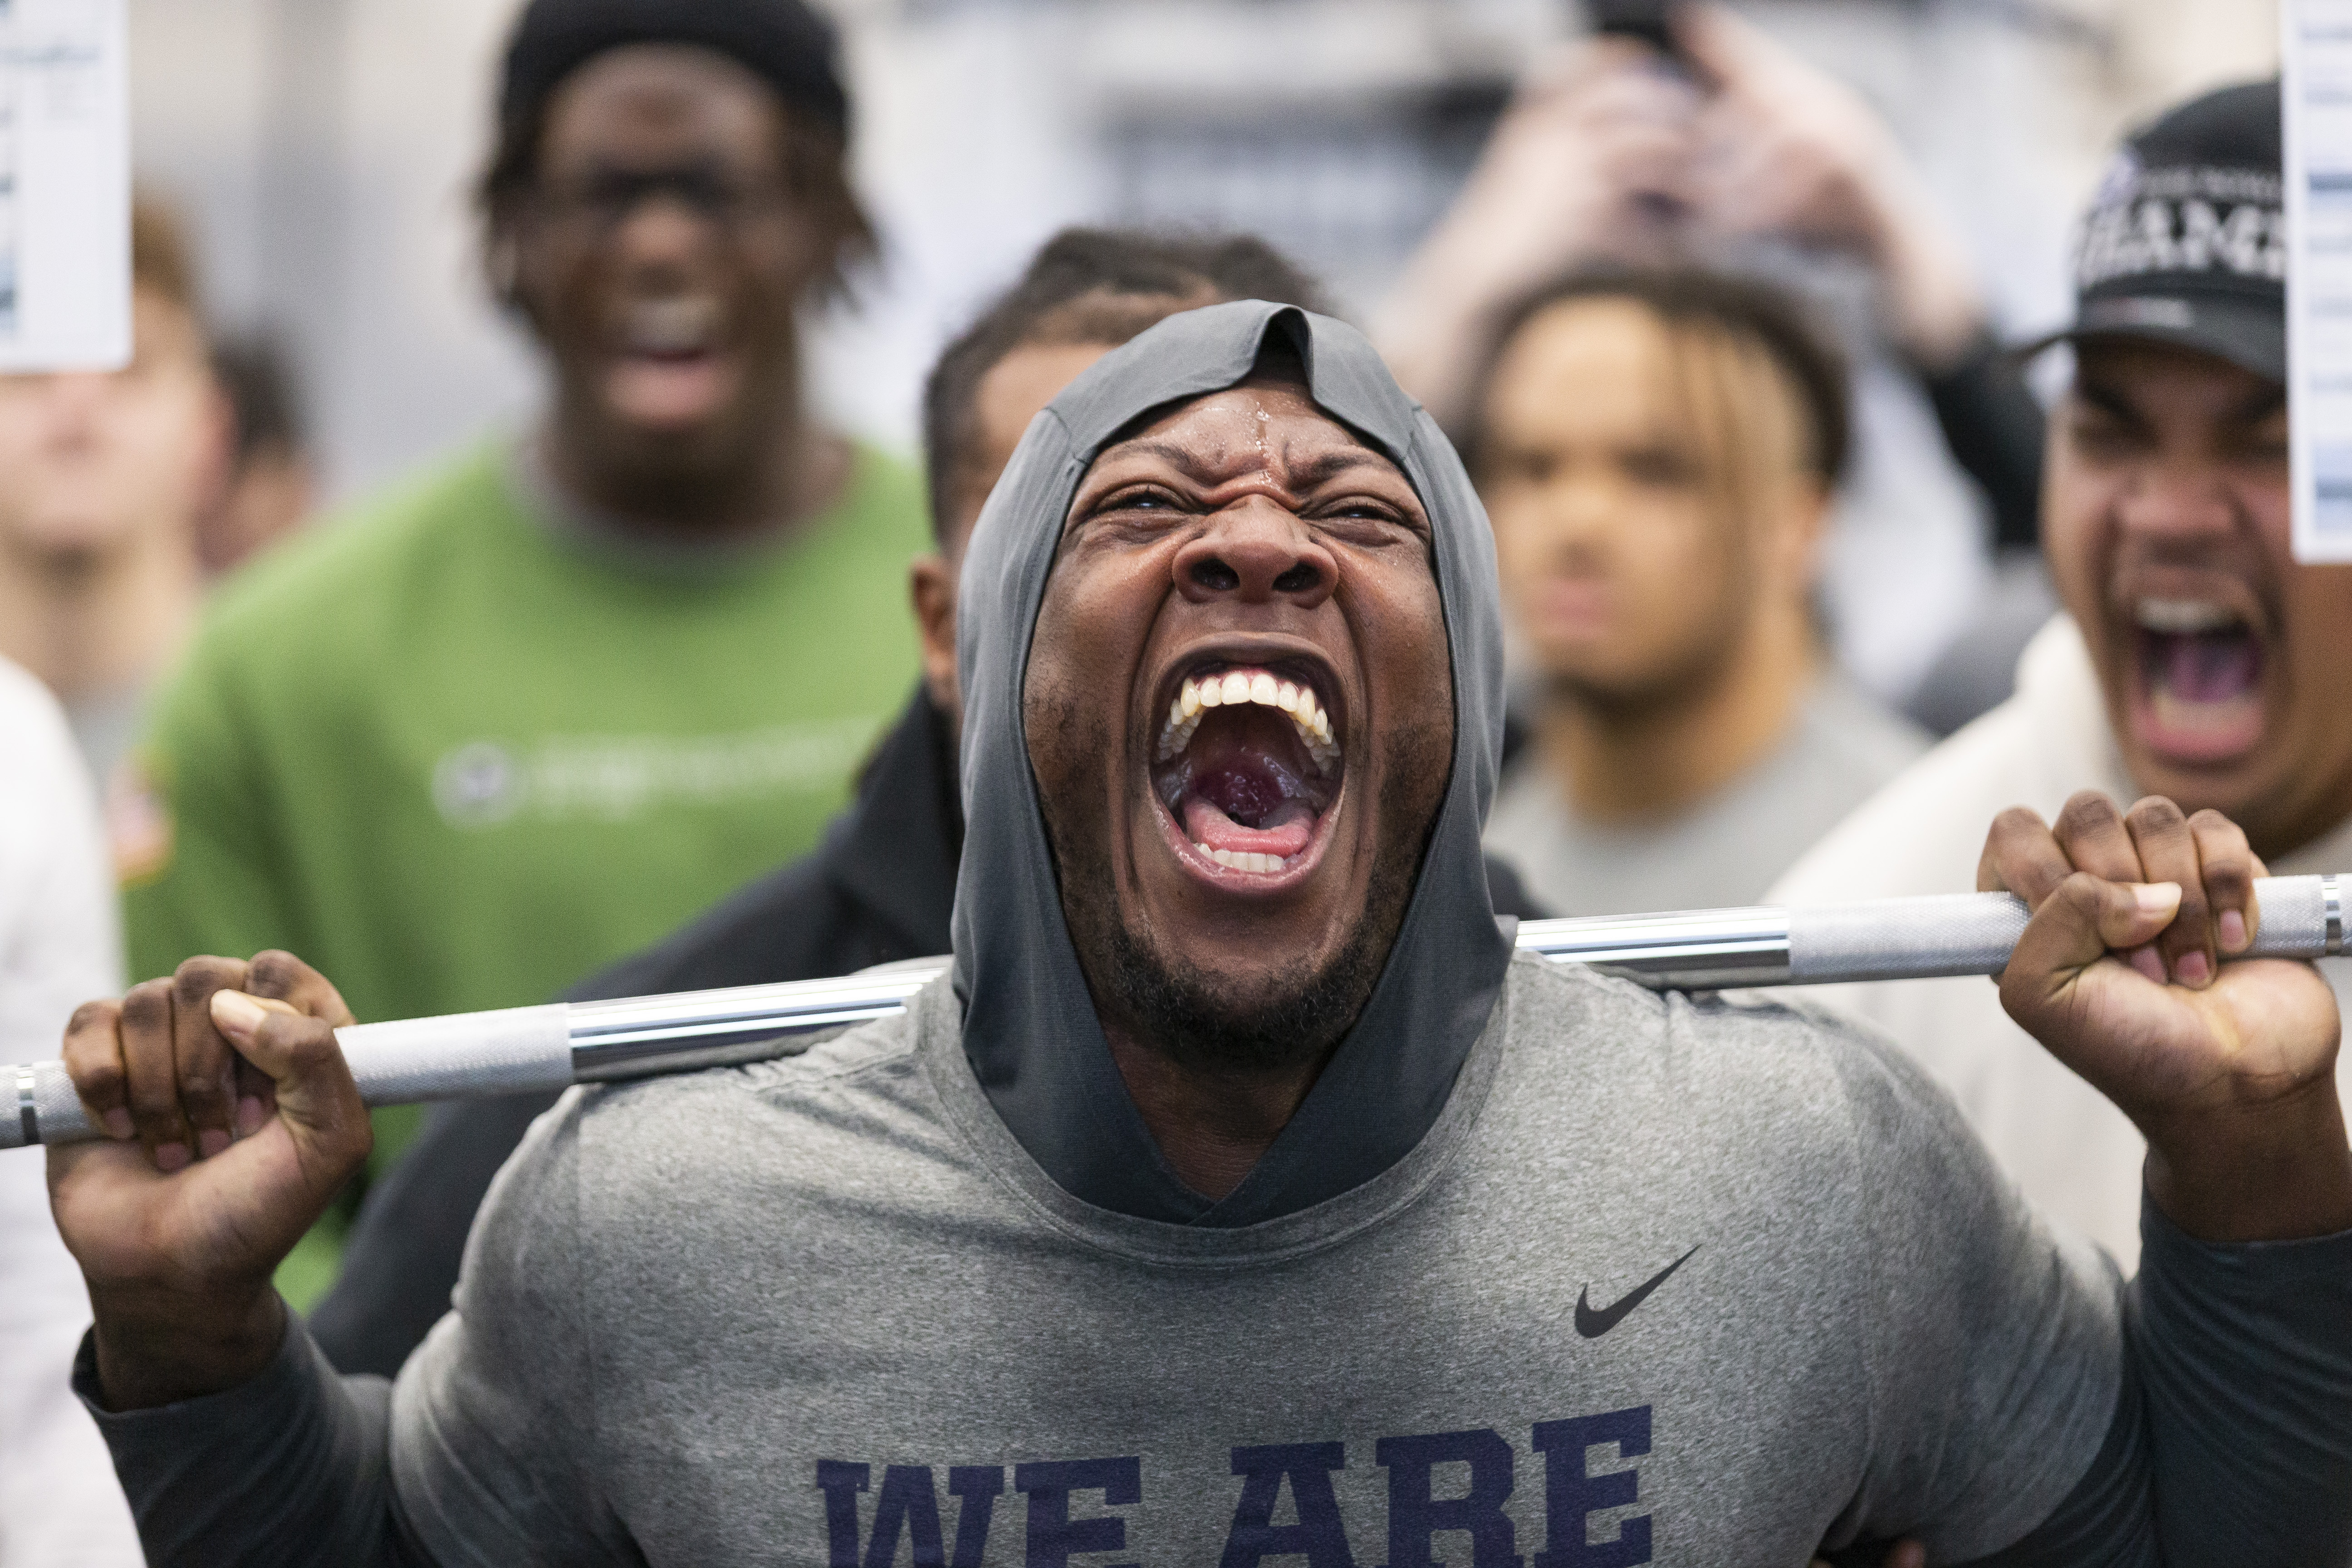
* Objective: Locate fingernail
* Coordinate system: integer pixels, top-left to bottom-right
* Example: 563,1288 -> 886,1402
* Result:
197,1128 -> 230,1159
2176,949 -> 2212,987
2130,945 -> 2166,984
2133,882 -> 2182,915
103,1108 -> 133,1140
209,990 -> 265,1037
153,1142 -> 190,1173
236,1095 -> 266,1136
2220,909 -> 2249,953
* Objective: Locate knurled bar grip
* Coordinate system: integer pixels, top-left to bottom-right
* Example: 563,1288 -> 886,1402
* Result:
5,876 -> 2341,1150
5,1004 -> 573,1152
1788,876 -> 2342,983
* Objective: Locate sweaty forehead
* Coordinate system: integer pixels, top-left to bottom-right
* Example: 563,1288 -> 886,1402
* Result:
1086,378 -> 1406,490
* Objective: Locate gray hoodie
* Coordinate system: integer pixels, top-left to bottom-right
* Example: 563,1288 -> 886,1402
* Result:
950,301 -> 1512,1225
78,305 -> 2352,1566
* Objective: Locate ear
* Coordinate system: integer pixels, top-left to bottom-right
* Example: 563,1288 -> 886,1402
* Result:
1771,476 -> 1832,592
909,551 -> 960,721
484,222 -> 530,319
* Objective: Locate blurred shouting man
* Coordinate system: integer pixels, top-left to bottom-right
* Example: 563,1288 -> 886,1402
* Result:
1769,80 -> 2352,1269
117,0 -> 931,1301
48,304 -> 2352,1563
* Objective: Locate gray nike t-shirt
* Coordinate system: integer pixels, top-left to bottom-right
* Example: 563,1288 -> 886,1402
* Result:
140,958 -> 2119,1565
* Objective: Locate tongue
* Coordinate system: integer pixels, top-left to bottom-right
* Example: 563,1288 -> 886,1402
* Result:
1184,795 -> 1315,859
2156,630 -> 2260,703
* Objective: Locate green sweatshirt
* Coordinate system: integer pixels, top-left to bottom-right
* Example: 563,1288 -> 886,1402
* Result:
121,441 -> 928,1300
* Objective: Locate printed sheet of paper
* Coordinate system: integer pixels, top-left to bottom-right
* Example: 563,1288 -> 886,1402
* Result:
2288,0 -> 2352,562
0,0 -> 126,372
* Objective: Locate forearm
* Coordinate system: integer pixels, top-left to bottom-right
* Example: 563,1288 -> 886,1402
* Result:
75,1309 -> 438,1567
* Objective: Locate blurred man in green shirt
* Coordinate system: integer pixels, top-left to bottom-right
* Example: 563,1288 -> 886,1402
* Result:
120,0 -> 927,1299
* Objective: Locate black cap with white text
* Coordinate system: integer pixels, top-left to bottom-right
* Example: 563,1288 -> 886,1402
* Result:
2033,79 -> 2283,383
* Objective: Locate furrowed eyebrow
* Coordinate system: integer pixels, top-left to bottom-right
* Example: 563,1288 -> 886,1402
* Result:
1088,439 -> 1396,490
1284,448 -> 1396,488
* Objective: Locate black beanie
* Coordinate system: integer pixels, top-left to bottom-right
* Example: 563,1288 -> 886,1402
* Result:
498,0 -> 851,142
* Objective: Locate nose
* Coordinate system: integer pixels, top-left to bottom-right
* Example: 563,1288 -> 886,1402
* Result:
1171,497 -> 1338,610
2113,452 -> 2244,544
612,198 -> 706,279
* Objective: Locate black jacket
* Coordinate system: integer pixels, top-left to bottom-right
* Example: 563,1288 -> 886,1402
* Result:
312,688 -> 1546,1375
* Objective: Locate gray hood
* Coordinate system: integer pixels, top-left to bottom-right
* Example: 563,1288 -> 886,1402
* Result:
950,301 -> 1514,1226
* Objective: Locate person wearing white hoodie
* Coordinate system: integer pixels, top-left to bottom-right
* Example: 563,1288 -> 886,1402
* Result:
0,655 -> 138,1565
1768,80 -> 2352,1270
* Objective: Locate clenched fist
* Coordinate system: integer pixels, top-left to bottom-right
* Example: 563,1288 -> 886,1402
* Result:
1983,792 -> 2352,1243
47,951 -> 372,1410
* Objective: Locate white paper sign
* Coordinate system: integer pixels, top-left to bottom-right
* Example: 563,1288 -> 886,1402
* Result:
2287,0 -> 2352,562
0,0 -> 125,373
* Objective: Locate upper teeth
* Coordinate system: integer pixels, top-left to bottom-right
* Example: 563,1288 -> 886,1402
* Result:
626,298 -> 717,353
1156,666 -> 1338,772
2135,598 -> 2241,635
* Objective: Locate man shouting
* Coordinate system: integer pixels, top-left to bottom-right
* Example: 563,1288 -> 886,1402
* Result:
47,304 -> 2352,1563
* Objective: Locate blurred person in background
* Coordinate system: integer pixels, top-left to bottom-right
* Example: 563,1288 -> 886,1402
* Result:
194,332 -> 315,575
1379,3 -> 2048,730
309,226 -> 1537,1379
1768,81 -> 2350,1269
119,0 -> 930,1306
1472,267 -> 1925,916
0,195 -> 231,791
0,658 -> 138,1567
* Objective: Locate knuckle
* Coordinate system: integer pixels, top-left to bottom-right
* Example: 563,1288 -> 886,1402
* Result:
272,1016 -> 338,1063
65,999 -> 118,1037
2125,794 -> 2186,833
170,957 -> 235,1006
119,980 -> 171,1028
1990,804 -> 2046,838
2055,792 -> 2119,836
71,1055 -> 124,1098
245,950 -> 308,995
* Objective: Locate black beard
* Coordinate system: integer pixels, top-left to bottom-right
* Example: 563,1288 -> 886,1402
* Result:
1041,751 -> 1435,1077
1084,848 -> 1413,1074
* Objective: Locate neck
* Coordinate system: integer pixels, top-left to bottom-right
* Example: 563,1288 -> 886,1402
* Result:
1102,1025 -> 1332,1201
0,524 -> 201,704
542,363 -> 848,547
1544,599 -> 1820,826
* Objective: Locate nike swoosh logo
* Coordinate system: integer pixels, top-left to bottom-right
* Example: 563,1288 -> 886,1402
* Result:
1574,1245 -> 1700,1339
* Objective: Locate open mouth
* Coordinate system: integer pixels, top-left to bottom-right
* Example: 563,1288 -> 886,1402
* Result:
2127,596 -> 2268,764
1149,664 -> 1342,882
607,298 -> 732,424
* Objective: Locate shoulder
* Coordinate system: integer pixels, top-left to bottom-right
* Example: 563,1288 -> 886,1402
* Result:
1799,675 -> 1931,783
562,851 -> 842,1001
1766,688 -> 2046,906
832,441 -> 929,542
543,1000 -> 947,1200
214,446 -> 510,617
1497,955 -> 1969,1161
147,449 -> 514,727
